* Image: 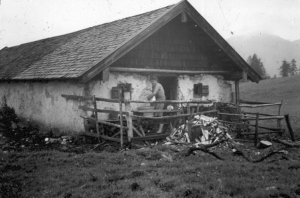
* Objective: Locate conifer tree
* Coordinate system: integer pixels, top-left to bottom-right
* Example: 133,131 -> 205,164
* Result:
279,60 -> 290,77
289,59 -> 298,75
247,54 -> 268,79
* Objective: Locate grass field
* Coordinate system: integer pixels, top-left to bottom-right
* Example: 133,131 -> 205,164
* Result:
1,143 -> 300,198
240,74 -> 300,133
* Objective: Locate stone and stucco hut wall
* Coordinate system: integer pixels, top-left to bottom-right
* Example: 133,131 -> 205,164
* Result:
0,72 -> 232,133
0,81 -> 86,133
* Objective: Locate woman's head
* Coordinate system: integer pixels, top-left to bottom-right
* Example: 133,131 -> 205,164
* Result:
150,75 -> 158,84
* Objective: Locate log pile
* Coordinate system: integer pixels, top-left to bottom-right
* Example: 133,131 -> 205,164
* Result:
163,114 -> 297,163
167,115 -> 232,145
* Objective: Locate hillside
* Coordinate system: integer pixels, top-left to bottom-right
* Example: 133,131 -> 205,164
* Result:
227,33 -> 300,77
240,74 -> 300,131
293,39 -> 300,46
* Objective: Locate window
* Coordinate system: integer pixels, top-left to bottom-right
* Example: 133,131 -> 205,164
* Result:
111,83 -> 132,99
193,83 -> 209,97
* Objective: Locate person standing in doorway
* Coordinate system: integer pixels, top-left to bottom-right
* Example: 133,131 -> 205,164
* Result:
147,75 -> 166,133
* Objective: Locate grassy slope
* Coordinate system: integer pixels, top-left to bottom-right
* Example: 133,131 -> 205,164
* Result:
1,145 -> 300,198
240,74 -> 300,132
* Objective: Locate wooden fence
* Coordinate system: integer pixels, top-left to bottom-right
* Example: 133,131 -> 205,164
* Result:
61,93 -> 217,147
61,94 -> 295,147
217,99 -> 296,146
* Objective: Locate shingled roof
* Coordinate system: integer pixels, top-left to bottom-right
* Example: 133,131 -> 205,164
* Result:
0,0 -> 261,82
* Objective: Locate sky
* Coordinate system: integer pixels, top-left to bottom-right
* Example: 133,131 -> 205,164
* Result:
0,0 -> 300,49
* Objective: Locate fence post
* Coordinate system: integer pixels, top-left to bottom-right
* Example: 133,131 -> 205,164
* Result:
92,95 -> 100,140
119,89 -> 123,148
277,100 -> 283,130
284,114 -> 295,142
254,113 -> 259,146
125,99 -> 133,143
234,80 -> 240,114
187,102 -> 191,120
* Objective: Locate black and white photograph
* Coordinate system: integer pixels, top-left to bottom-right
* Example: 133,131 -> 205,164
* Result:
0,0 -> 299,197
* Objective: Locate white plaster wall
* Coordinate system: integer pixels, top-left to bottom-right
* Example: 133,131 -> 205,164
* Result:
0,73 -> 232,134
89,72 -> 153,120
0,74 -> 154,133
177,75 -> 232,102
0,81 -> 86,133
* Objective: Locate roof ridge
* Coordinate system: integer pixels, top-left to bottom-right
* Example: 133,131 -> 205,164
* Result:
91,4 -> 176,29
3,3 -> 177,49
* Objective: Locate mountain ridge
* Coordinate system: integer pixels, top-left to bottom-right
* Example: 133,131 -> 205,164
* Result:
227,33 -> 300,77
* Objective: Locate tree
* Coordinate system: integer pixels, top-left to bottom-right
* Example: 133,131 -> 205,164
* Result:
289,59 -> 298,75
247,54 -> 268,79
279,60 -> 290,77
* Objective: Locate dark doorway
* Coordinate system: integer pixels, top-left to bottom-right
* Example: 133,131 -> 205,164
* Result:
157,76 -> 177,100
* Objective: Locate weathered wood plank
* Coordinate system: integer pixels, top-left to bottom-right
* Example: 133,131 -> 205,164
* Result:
131,113 -> 190,120
61,94 -> 93,101
131,110 -> 218,120
240,116 -> 284,121
62,94 -> 120,103
192,110 -> 219,116
242,112 -> 279,117
241,131 -> 284,135
110,67 -> 231,75
125,99 -> 213,104
79,105 -> 128,115
132,126 -> 144,137
94,97 -> 120,103
131,133 -> 169,141
248,124 -> 283,132
239,103 -> 282,108
218,112 -> 244,117
81,116 -> 128,129
132,109 -> 182,114
240,99 -> 276,105
218,120 -> 244,125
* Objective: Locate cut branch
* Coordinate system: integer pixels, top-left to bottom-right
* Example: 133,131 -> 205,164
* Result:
272,138 -> 300,147
232,143 -> 284,163
183,140 -> 225,160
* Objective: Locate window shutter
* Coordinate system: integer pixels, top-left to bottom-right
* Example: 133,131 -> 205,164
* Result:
193,83 -> 209,97
193,83 -> 202,95
202,85 -> 209,96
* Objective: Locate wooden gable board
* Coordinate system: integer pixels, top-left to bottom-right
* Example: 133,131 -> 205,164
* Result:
80,1 -> 185,82
80,0 -> 261,83
184,1 -> 261,82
